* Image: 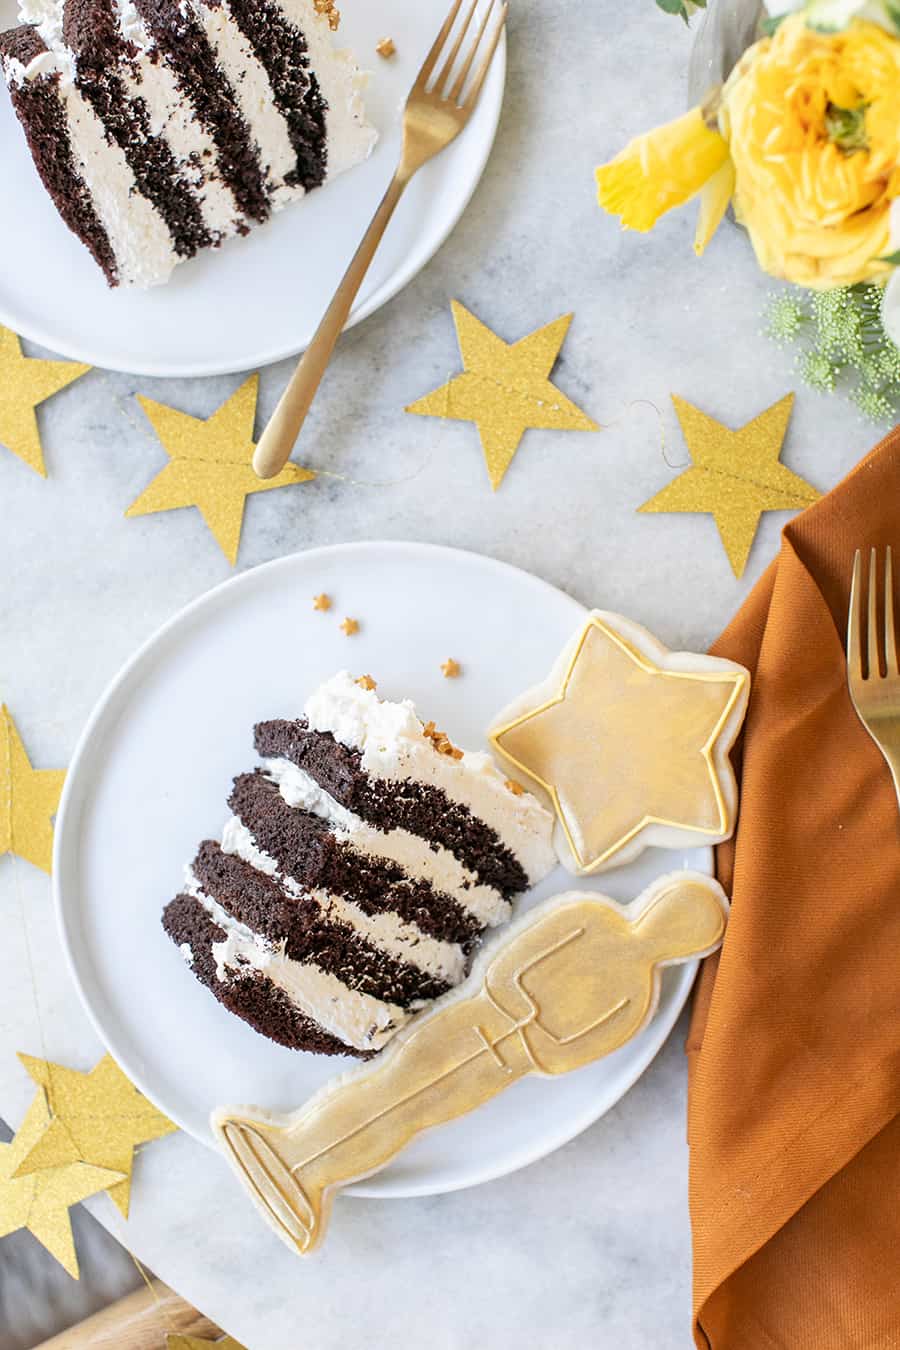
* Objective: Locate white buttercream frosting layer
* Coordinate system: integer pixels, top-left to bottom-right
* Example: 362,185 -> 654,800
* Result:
304,672 -> 557,885
186,871 -> 410,1052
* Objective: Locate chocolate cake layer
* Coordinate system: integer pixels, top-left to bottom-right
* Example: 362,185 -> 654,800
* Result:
0,27 -> 118,282
255,719 -> 530,898
229,771 -> 481,949
131,0 -> 269,223
162,895 -> 361,1056
64,0 -> 212,258
192,840 -> 451,1007
220,0 -> 328,190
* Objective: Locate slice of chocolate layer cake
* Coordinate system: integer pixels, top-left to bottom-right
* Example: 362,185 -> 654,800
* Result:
0,0 -> 376,287
163,673 -> 557,1058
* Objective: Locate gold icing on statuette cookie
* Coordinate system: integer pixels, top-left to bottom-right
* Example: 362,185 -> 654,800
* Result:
212,873 -> 728,1256
488,611 -> 750,875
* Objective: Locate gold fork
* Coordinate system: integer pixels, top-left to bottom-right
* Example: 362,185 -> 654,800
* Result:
847,546 -> 900,807
252,0 -> 508,479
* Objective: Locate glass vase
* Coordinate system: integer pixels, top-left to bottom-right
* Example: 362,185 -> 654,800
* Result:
687,0 -> 766,104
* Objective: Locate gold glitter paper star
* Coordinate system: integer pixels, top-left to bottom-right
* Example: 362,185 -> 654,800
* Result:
441,659 -> 461,679
126,375 -> 316,566
406,302 -> 598,490
639,394 -> 819,578
0,1091 -> 125,1279
340,617 -> 360,636
0,326 -> 89,477
14,1052 -> 177,1219
490,612 -> 749,874
0,706 -> 66,875
313,593 -> 332,611
166,1337 -> 246,1350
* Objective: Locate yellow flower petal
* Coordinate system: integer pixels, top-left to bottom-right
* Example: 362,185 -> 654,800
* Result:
596,107 -> 729,233
694,159 -> 736,256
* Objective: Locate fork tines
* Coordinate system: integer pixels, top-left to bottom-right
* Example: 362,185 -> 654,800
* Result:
418,0 -> 509,108
848,546 -> 899,683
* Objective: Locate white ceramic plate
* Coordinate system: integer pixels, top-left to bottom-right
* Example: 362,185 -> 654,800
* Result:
54,542 -> 711,1199
0,0 -> 505,376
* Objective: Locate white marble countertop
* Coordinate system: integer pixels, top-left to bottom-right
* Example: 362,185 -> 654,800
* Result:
0,2 -> 881,1347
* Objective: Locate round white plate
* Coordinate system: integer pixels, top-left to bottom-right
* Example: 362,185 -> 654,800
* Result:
0,1 -> 505,376
54,542 -> 711,1199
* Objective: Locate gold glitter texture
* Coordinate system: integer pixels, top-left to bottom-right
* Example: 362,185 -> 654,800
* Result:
0,1091 -> 124,1278
490,612 -> 749,874
126,375 -> 315,565
639,393 -> 819,578
14,1052 -> 177,1219
406,302 -> 598,490
167,1337 -> 246,1350
0,705 -> 66,874
0,326 -> 89,477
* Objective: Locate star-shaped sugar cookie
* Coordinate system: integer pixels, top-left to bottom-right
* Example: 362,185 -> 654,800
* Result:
489,611 -> 750,874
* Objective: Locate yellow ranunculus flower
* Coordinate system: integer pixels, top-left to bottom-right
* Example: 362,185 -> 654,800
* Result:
722,15 -> 900,287
595,106 -> 730,234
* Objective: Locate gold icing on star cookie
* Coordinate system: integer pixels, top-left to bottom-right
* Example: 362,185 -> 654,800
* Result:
489,612 -> 750,874
213,873 -> 728,1257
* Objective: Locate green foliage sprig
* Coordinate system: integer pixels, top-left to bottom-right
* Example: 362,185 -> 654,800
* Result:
655,0 -> 707,21
764,284 -> 900,421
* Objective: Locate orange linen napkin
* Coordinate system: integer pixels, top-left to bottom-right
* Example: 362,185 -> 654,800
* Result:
687,426 -> 900,1350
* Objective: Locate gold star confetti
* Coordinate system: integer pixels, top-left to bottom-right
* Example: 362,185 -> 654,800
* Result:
166,1337 -> 246,1350
0,1091 -> 124,1279
639,394 -> 819,578
355,675 -> 377,691
313,593 -> 332,612
0,705 -> 66,875
126,375 -> 316,566
406,302 -> 598,490
441,659 -> 462,679
14,1052 -> 177,1219
0,326 -> 89,477
340,617 -> 360,636
491,612 -> 749,874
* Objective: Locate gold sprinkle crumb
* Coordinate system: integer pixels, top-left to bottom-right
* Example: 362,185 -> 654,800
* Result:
340,617 -> 360,637
441,658 -> 462,679
423,720 -> 464,760
313,593 -> 332,612
314,0 -> 340,31
376,36 -> 396,58
505,779 -> 526,797
356,674 -> 377,691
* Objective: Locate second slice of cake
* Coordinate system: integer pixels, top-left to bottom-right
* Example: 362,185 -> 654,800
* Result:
163,673 -> 557,1057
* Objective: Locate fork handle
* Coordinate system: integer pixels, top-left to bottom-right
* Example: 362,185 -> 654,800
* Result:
253,170 -> 408,479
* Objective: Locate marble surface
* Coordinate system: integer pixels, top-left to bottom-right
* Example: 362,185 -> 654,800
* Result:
0,2 -> 883,1347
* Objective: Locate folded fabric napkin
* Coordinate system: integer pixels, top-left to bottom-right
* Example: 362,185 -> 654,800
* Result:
687,426 -> 900,1350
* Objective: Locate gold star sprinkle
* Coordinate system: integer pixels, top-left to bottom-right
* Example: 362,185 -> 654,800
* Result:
505,778 -> 526,796
423,721 -> 464,760
14,1052 -> 177,1219
126,375 -> 316,566
166,1337 -> 246,1350
639,394 -> 819,578
0,705 -> 66,875
406,302 -> 598,490
340,618 -> 360,637
0,1091 -> 125,1279
441,659 -> 462,679
376,36 -> 396,57
313,593 -> 332,612
355,675 -> 377,691
0,326 -> 89,477
491,612 -> 749,874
